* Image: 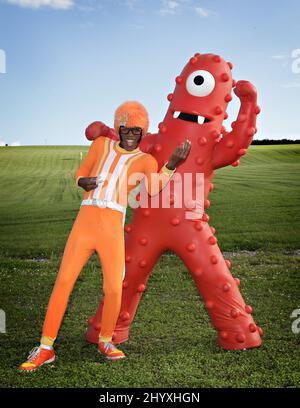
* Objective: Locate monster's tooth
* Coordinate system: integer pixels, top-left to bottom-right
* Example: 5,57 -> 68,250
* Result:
173,111 -> 180,118
197,115 -> 205,124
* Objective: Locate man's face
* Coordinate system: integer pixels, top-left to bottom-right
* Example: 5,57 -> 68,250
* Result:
118,126 -> 143,151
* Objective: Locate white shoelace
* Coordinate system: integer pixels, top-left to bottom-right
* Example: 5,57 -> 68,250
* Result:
27,346 -> 40,362
103,342 -> 117,352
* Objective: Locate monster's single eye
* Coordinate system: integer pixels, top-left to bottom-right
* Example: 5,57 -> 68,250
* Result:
186,70 -> 215,97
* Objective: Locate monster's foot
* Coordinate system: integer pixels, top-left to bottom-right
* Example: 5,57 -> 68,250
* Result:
85,318 -> 129,345
111,327 -> 129,345
217,327 -> 262,351
85,319 -> 99,345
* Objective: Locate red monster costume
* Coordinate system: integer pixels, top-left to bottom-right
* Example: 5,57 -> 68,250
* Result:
84,53 -> 262,350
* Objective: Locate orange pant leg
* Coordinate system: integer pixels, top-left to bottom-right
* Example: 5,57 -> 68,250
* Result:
95,208 -> 125,341
42,206 -> 98,341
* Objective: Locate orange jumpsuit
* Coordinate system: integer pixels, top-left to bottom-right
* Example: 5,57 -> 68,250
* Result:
41,136 -> 175,345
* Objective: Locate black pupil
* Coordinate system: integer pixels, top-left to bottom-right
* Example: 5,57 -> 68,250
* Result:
194,75 -> 204,86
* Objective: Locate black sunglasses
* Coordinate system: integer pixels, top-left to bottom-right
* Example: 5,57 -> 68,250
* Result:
119,126 -> 142,136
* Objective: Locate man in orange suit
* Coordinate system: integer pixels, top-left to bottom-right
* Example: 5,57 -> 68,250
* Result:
18,101 -> 191,371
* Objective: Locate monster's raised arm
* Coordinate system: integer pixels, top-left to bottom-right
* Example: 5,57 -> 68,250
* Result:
85,120 -> 157,153
85,121 -> 118,141
212,80 -> 260,170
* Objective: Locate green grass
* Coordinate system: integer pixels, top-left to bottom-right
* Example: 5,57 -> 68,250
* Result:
0,144 -> 299,387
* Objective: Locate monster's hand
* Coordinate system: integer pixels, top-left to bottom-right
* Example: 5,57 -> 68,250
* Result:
166,139 -> 191,170
85,121 -> 118,141
234,80 -> 257,99
212,80 -> 260,170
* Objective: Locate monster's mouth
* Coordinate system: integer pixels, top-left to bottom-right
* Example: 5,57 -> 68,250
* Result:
173,111 -> 210,125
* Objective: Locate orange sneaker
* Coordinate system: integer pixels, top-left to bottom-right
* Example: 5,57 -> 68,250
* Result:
98,341 -> 125,360
18,346 -> 55,372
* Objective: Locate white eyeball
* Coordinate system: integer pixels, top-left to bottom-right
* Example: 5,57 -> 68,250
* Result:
186,70 -> 215,97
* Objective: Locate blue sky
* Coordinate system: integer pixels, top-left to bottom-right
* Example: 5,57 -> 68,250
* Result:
0,0 -> 299,145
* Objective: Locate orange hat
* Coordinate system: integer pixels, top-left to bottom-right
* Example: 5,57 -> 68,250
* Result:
114,101 -> 149,135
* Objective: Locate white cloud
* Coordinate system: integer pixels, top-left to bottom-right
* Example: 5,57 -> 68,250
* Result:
79,21 -> 94,29
76,0 -> 104,13
271,54 -> 288,60
11,140 -> 21,146
167,0 -> 179,8
264,133 -> 300,140
0,140 -> 6,146
194,5 -> 217,17
123,0 -> 137,10
4,0 -> 74,9
281,82 -> 300,88
159,0 -> 180,16
194,6 -> 210,17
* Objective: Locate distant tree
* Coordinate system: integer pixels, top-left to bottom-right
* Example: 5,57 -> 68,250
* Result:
251,139 -> 300,145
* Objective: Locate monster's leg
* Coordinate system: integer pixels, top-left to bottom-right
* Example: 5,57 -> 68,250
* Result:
171,219 -> 262,350
85,221 -> 164,344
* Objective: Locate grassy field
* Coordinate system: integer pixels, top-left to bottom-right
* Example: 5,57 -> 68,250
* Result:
0,144 -> 299,388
